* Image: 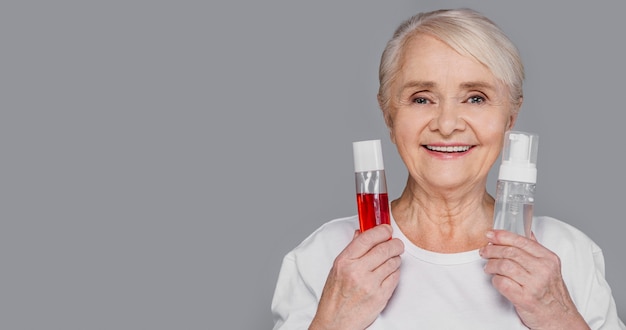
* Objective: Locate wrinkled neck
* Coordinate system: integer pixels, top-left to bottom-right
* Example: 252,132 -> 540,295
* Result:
390,177 -> 495,253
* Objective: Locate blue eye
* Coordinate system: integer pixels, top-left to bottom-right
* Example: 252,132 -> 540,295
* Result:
468,96 -> 485,104
413,97 -> 429,104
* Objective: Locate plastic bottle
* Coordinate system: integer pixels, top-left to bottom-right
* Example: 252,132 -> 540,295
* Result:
353,139 -> 390,232
493,131 -> 539,237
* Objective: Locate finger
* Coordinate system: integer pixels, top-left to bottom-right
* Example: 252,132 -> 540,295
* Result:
379,266 -> 401,300
490,274 -> 523,302
485,230 -> 549,258
360,238 -> 404,271
480,242 -> 537,275
342,224 -> 393,259
373,255 -> 402,280
483,257 -> 533,285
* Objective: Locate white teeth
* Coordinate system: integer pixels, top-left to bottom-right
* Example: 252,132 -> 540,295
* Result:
426,145 -> 471,152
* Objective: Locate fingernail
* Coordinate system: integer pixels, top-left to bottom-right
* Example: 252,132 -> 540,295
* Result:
485,231 -> 494,239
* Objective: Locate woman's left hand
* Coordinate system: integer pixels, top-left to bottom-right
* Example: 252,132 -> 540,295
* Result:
479,230 -> 590,330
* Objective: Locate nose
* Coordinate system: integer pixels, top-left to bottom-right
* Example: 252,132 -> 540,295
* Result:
428,101 -> 465,136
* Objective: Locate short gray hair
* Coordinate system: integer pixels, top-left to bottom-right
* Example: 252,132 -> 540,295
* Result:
378,8 -> 524,119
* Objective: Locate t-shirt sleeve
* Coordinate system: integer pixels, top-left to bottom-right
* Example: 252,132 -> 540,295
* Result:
534,217 -> 625,329
582,248 -> 626,330
270,217 -> 355,329
271,252 -> 319,330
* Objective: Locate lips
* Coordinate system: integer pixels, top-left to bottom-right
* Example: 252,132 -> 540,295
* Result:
424,145 -> 472,153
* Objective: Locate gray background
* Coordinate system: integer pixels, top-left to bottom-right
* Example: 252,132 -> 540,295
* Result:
1,1 -> 624,329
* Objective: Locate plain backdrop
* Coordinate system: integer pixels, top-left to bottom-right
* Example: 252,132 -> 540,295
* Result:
1,1 -> 625,329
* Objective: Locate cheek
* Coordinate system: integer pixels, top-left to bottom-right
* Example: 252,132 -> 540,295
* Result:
391,117 -> 423,147
468,112 -> 510,156
485,122 -> 508,140
389,116 -> 425,162
478,111 -> 510,135
391,109 -> 429,134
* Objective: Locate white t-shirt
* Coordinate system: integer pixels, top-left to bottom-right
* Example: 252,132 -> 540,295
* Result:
272,214 -> 625,329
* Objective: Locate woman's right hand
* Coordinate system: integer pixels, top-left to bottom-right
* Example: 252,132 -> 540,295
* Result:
309,224 -> 404,330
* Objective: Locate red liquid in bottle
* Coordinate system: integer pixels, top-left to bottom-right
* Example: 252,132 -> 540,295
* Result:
356,193 -> 390,232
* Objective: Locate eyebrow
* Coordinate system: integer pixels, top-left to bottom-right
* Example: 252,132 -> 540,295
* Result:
401,81 -> 436,91
400,80 -> 496,92
459,81 -> 496,91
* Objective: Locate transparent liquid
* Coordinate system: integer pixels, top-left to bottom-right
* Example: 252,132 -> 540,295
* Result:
493,181 -> 535,237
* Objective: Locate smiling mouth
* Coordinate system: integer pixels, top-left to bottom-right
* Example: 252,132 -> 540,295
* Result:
425,145 -> 472,153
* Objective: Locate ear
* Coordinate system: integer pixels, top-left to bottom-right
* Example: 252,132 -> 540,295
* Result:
378,93 -> 396,144
507,112 -> 518,131
507,97 -> 523,130
377,93 -> 391,125
389,129 -> 396,145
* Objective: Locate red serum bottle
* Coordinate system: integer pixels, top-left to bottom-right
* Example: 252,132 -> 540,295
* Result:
353,140 -> 390,232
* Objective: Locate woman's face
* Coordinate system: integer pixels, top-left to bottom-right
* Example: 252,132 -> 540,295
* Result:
387,34 -> 518,192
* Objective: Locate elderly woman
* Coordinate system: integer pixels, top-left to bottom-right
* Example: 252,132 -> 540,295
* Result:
271,8 -> 624,329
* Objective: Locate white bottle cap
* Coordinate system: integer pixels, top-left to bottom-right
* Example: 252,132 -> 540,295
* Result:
353,139 -> 384,172
498,131 -> 539,183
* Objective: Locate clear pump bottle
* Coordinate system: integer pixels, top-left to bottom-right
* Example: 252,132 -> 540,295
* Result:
353,139 -> 390,232
493,131 -> 539,237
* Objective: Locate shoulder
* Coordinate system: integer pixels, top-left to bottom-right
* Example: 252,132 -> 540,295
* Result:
290,215 -> 359,260
532,216 -> 606,284
532,217 -> 625,328
532,216 -> 601,255
279,215 -> 359,294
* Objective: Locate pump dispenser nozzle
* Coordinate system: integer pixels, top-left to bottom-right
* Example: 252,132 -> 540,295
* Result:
510,133 -> 530,162
498,131 -> 539,184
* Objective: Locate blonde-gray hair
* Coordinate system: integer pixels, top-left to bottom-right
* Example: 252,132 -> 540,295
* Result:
378,8 -> 524,121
